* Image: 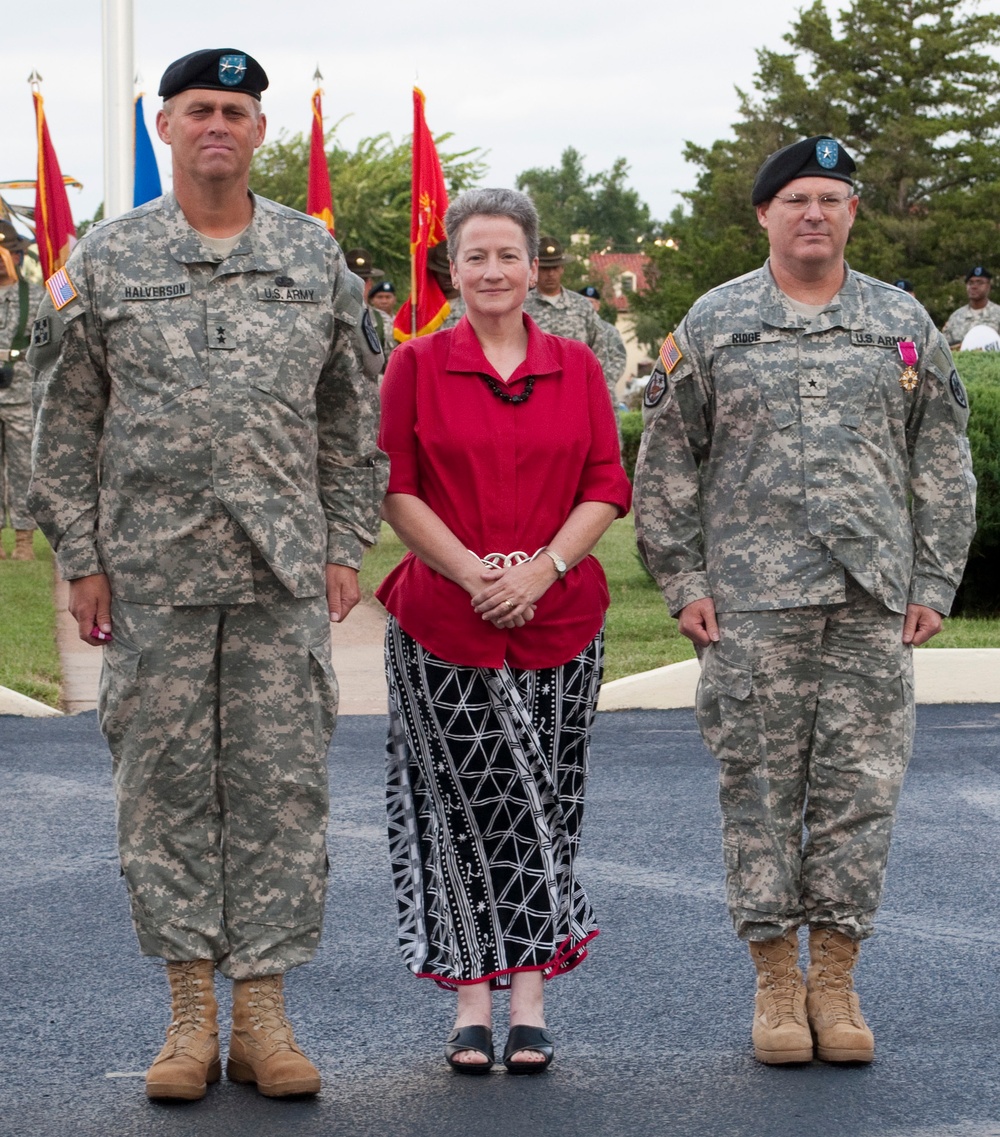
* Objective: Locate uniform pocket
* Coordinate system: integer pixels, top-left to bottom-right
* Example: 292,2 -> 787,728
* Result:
98,635 -> 143,754
695,648 -> 762,768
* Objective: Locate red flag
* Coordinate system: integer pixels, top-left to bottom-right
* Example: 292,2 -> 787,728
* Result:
33,89 -> 76,280
306,88 -> 335,236
394,88 -> 449,342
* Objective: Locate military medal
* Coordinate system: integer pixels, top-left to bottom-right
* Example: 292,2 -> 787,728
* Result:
897,341 -> 919,392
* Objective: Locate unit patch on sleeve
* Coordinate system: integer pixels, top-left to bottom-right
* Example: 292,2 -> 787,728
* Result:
643,368 -> 667,408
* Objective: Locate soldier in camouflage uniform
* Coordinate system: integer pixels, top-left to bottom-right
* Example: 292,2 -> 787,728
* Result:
523,237 -> 619,407
28,50 -> 385,1103
633,137 -> 976,1067
941,266 -> 1000,348
580,284 -> 628,404
345,247 -> 395,369
0,221 -> 41,560
429,242 -> 466,330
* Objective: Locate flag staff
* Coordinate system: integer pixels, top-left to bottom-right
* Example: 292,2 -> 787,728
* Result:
102,0 -> 134,220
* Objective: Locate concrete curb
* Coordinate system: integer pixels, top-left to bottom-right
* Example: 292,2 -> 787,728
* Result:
0,686 -> 63,717
598,647 -> 1000,711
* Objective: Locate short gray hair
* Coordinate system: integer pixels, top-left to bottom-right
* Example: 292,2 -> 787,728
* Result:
445,188 -> 539,262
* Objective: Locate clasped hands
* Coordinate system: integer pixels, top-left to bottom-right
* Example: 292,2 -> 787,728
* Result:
469,557 -> 559,629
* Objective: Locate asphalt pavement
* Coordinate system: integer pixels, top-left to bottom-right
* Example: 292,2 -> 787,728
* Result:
2,706 -> 999,1137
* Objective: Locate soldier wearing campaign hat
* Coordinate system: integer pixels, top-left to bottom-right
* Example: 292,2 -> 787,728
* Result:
634,135 -> 975,1067
429,241 -> 466,330
0,219 -> 41,560
522,237 -> 624,406
29,48 -> 386,1102
942,265 -> 1000,348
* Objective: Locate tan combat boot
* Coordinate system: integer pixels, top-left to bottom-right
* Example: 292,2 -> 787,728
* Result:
145,959 -> 221,1100
806,928 -> 875,1063
228,974 -> 321,1097
11,530 -> 34,560
748,929 -> 814,1064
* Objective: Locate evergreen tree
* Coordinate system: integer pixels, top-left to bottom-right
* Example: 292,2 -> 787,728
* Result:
632,0 -> 1000,343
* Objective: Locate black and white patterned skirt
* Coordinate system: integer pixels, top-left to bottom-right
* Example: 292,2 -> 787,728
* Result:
384,617 -> 603,989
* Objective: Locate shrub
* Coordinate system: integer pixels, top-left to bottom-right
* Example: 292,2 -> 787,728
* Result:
955,368 -> 1000,615
620,410 -> 642,483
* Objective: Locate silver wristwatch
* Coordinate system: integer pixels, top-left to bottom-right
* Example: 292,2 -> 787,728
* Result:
541,547 -> 567,579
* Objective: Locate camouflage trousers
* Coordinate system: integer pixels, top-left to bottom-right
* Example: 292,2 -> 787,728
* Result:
0,402 -> 35,529
98,564 -> 338,978
695,578 -> 915,942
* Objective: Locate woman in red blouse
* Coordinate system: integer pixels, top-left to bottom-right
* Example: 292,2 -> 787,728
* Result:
377,187 -> 632,1075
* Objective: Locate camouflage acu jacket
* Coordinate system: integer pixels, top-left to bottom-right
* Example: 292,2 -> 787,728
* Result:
29,192 -> 386,603
523,287 -> 617,405
0,279 -> 42,405
941,299 -> 1000,347
634,262 -> 977,618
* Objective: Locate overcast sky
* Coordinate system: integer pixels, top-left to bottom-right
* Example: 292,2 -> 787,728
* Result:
6,0 -> 993,234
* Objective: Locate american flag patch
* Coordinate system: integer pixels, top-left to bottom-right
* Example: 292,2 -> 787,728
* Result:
45,268 -> 78,311
658,332 -> 683,374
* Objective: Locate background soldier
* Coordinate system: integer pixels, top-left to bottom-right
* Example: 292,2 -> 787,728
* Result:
29,49 -> 385,1103
368,279 -> 396,315
522,237 -> 619,407
0,220 -> 41,560
580,284 -> 628,404
345,246 -> 395,367
941,266 -> 1000,348
634,137 -> 976,1067
432,241 -> 466,330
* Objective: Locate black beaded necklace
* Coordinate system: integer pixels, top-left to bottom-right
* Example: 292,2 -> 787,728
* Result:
478,372 -> 536,405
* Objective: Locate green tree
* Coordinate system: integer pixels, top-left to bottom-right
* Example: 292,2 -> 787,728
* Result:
515,147 -> 656,255
632,0 -> 1000,346
251,124 -> 486,286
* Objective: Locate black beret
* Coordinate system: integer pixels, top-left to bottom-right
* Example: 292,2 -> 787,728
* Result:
966,266 -> 992,281
579,285 -> 601,300
159,49 -> 268,101
369,281 -> 395,297
893,279 -> 913,291
751,136 -> 856,206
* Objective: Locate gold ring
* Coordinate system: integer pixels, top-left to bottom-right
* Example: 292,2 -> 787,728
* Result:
503,599 -> 514,610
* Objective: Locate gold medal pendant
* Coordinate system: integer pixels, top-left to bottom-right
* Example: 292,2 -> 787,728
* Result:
897,341 -> 919,392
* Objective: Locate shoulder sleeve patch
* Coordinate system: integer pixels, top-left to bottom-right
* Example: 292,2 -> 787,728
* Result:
361,308 -> 382,356
949,369 -> 968,409
31,316 -> 51,348
643,368 -> 667,408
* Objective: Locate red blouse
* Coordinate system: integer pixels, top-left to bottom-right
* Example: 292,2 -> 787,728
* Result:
376,314 -> 632,669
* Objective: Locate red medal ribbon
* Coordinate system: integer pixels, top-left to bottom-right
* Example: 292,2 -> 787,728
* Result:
897,341 -> 917,367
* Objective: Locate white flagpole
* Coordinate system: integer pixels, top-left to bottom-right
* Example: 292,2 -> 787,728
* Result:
102,0 -> 134,220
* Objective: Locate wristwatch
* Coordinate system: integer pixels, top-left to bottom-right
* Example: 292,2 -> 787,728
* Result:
541,547 -> 567,579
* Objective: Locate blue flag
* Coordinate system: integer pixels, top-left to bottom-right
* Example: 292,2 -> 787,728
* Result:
133,94 -> 162,207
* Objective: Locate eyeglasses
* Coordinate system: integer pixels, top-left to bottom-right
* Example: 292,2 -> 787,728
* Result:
772,193 -> 854,213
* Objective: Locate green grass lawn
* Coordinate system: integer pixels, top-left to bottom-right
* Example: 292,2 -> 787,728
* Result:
360,515 -> 1000,681
1,519 -> 997,712
0,529 -> 62,707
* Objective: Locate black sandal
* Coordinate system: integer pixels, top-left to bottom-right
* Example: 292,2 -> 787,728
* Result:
502,1025 -> 555,1074
445,1025 -> 495,1074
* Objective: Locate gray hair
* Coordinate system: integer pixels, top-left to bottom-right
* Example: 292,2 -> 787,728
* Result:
445,188 -> 539,262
